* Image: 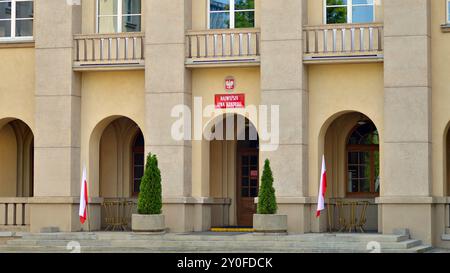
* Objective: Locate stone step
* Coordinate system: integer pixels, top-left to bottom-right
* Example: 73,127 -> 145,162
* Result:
1,232 -> 428,253
7,239 -> 111,247
0,243 -> 430,253
5,238 -> 422,251
111,240 -> 421,250
19,232 -> 410,243
95,233 -> 409,243
21,233 -> 98,241
442,234 -> 450,241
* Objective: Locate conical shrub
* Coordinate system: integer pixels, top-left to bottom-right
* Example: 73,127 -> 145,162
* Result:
137,153 -> 162,215
257,159 -> 277,214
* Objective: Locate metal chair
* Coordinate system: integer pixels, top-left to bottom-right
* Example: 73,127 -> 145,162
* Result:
335,199 -> 347,232
103,199 -> 134,231
356,201 -> 370,233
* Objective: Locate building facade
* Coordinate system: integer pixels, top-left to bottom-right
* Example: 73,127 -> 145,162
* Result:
1,0 -> 450,248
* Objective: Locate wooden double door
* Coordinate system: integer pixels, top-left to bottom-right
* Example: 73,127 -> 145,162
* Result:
236,150 -> 259,227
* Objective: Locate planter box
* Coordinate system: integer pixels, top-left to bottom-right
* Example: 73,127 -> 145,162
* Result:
132,214 -> 165,233
253,214 -> 288,234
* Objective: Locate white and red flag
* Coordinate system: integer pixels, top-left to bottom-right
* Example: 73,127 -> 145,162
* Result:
316,155 -> 327,217
79,166 -> 88,224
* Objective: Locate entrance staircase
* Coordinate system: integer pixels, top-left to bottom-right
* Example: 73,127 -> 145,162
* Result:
0,232 -> 432,253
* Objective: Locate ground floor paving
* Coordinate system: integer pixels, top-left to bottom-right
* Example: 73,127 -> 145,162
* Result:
0,232 -> 435,253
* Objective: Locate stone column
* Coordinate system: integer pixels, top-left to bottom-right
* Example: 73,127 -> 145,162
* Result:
260,0 -> 310,233
381,0 -> 433,243
144,0 -> 195,232
31,0 -> 84,232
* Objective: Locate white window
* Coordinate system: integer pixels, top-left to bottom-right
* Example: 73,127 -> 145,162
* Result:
0,0 -> 33,40
208,0 -> 255,29
447,0 -> 450,24
325,0 -> 375,24
96,0 -> 141,33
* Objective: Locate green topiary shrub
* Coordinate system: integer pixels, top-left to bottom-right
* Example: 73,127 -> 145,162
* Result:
137,153 -> 162,215
257,159 -> 277,214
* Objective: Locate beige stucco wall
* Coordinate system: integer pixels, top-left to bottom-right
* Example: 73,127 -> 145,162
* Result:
430,0 -> 450,247
307,0 -> 384,25
210,139 -> 237,224
0,48 -> 35,130
308,63 -> 384,198
191,0 -> 261,30
431,0 -> 450,198
0,47 -> 35,198
0,124 -> 18,197
191,67 -> 261,123
80,71 -> 145,198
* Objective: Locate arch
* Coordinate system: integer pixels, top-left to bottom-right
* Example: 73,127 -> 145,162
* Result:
318,110 -> 382,144
88,115 -> 144,198
318,111 -> 380,232
203,112 -> 259,142
203,113 -> 260,227
0,118 -> 34,197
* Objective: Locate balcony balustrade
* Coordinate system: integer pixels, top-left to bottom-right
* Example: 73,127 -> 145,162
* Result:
186,28 -> 260,67
73,32 -> 145,70
303,23 -> 384,63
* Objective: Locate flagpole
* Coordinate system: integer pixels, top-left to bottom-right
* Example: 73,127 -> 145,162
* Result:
86,167 -> 91,233
87,199 -> 91,232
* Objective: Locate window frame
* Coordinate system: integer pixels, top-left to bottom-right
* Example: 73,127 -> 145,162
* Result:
131,131 -> 144,197
345,124 -> 380,198
447,0 -> 450,24
95,0 -> 141,34
0,0 -> 34,41
207,0 -> 255,29
323,0 -> 376,24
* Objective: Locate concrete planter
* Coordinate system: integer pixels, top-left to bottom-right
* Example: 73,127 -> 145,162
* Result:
132,214 -> 165,233
253,214 -> 288,234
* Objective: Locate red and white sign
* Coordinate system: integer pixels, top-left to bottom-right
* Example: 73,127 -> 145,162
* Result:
225,78 -> 235,91
215,94 -> 245,109
250,170 -> 258,178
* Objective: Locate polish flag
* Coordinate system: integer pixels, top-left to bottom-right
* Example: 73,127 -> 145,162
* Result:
79,167 -> 88,224
316,155 -> 327,217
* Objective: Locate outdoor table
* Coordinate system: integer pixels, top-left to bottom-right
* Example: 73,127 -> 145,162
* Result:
327,199 -> 370,233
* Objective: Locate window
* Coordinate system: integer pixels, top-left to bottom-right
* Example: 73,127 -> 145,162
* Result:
447,0 -> 450,24
209,0 -> 255,29
132,131 -> 144,196
325,0 -> 374,24
97,0 -> 141,33
0,0 -> 33,40
346,122 -> 380,197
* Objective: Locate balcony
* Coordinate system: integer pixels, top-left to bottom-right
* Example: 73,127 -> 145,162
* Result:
73,32 -> 145,71
303,23 -> 384,64
185,29 -> 260,67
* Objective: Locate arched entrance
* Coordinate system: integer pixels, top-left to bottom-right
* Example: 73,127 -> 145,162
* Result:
0,118 -> 34,230
207,114 -> 259,227
321,112 -> 380,232
0,118 -> 34,198
89,116 -> 144,230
